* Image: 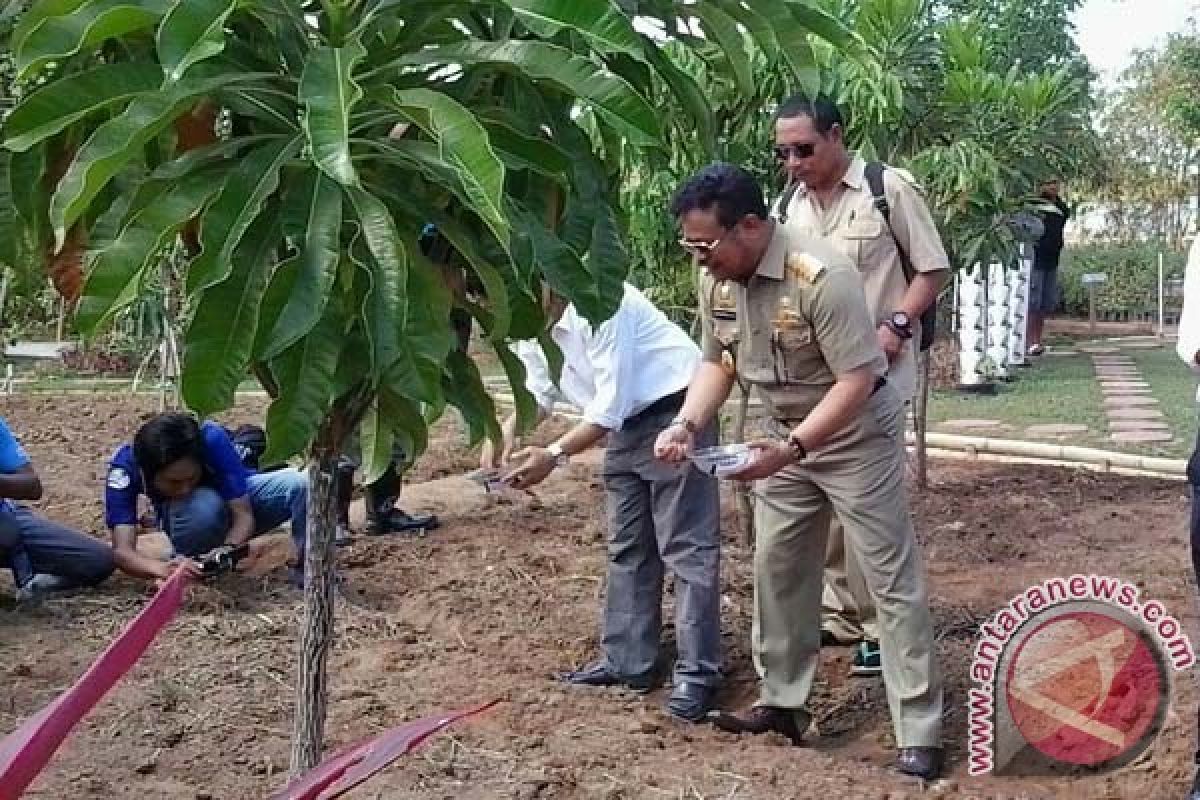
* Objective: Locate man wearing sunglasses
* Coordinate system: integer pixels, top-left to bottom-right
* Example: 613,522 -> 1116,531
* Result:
773,95 -> 949,681
658,162 -> 943,780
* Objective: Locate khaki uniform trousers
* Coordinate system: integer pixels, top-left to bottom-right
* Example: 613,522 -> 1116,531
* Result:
751,390 -> 942,748
819,422 -> 908,644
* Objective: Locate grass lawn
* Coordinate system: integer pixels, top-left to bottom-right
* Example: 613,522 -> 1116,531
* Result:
1127,346 -> 1198,458
927,353 -> 1111,449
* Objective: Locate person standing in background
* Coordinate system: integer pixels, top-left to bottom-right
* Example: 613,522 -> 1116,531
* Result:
1027,179 -> 1071,356
1174,231 -> 1200,800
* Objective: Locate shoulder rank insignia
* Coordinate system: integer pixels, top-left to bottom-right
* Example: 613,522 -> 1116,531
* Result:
786,252 -> 826,285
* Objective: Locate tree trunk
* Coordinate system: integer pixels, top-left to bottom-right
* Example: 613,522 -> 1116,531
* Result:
731,382 -> 754,546
913,349 -> 931,491
289,418 -> 341,777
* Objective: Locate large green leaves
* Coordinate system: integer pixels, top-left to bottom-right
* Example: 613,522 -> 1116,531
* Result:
157,0 -> 237,82
395,40 -> 661,146
264,303 -> 343,463
347,186 -> 407,375
48,88 -> 194,249
77,169 -> 218,334
260,170 -> 343,358
497,0 -> 644,60
3,63 -> 163,151
186,135 -> 301,294
301,42 -> 366,186
692,4 -> 754,97
182,207 -> 281,415
15,0 -> 172,79
376,87 -> 509,250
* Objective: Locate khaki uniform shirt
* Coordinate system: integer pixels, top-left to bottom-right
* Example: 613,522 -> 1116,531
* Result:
698,225 -> 887,424
777,155 -> 949,401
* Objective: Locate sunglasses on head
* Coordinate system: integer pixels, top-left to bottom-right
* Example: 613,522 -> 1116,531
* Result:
774,143 -> 816,161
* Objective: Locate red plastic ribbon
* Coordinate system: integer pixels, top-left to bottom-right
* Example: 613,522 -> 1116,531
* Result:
0,568 -> 191,800
270,701 -> 499,800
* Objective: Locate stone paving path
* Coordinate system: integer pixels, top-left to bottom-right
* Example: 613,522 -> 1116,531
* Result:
1091,350 -> 1173,444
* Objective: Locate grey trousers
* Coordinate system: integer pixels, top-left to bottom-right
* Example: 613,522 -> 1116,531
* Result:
599,408 -> 722,687
0,505 -> 115,588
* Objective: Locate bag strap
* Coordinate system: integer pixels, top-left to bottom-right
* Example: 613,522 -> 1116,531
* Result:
773,180 -> 802,224
863,161 -> 915,285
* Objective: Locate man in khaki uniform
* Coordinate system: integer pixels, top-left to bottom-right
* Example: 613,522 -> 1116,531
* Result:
773,96 -> 949,675
657,163 -> 944,780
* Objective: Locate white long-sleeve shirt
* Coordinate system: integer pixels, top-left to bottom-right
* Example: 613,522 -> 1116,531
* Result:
1176,235 -> 1200,400
514,284 -> 699,431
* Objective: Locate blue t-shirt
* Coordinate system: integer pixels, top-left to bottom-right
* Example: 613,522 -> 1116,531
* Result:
104,421 -> 251,528
0,416 -> 31,513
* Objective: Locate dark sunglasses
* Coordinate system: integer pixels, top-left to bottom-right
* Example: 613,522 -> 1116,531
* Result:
774,143 -> 816,162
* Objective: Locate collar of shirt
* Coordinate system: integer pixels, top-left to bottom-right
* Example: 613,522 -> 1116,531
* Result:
795,153 -> 867,197
754,224 -> 791,282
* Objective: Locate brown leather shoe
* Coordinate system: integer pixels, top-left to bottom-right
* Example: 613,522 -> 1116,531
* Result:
708,706 -> 808,745
894,747 -> 944,781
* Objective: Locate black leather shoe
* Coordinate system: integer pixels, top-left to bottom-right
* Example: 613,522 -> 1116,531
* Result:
366,508 -> 440,536
708,706 -> 808,745
894,747 -> 944,781
557,661 -> 657,693
1188,767 -> 1200,800
666,682 -> 717,722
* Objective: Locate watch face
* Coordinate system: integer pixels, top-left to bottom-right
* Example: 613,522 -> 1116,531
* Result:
892,312 -> 911,327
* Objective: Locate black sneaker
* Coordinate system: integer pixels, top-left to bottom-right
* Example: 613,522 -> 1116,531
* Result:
850,641 -> 882,677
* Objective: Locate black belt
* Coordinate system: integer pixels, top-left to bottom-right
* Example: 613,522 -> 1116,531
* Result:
626,388 -> 687,426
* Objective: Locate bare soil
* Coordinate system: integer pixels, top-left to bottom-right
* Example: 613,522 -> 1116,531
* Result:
1,393 -> 1197,799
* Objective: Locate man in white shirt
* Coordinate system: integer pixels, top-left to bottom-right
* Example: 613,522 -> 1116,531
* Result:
489,283 -> 722,722
1174,232 -> 1200,800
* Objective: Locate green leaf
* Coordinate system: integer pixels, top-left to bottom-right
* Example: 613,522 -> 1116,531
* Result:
425,214 -> 511,341
15,0 -> 172,80
492,339 -> 539,435
186,134 -> 301,294
8,144 -> 46,235
479,115 -> 572,183
259,169 -> 343,358
347,186 -> 407,373
157,0 -> 237,82
512,204 -> 623,326
640,39 -> 715,155
358,392 -> 396,485
264,302 -> 343,463
0,152 -> 19,268
496,0 -> 645,61
393,40 -> 661,147
756,0 -> 820,96
3,63 -> 164,151
692,4 -> 754,98
77,168 -> 219,335
48,73 -> 253,251
785,0 -> 857,50
182,205 -> 281,415
300,42 -> 366,186
376,86 -> 510,252
252,254 -> 300,359
440,349 -> 501,447
219,86 -> 300,132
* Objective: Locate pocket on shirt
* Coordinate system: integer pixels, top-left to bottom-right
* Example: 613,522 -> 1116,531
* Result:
775,327 -> 822,382
842,219 -> 887,268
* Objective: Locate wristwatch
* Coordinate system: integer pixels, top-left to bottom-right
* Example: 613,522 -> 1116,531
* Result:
547,442 -> 570,467
786,432 -> 807,461
885,311 -> 914,340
